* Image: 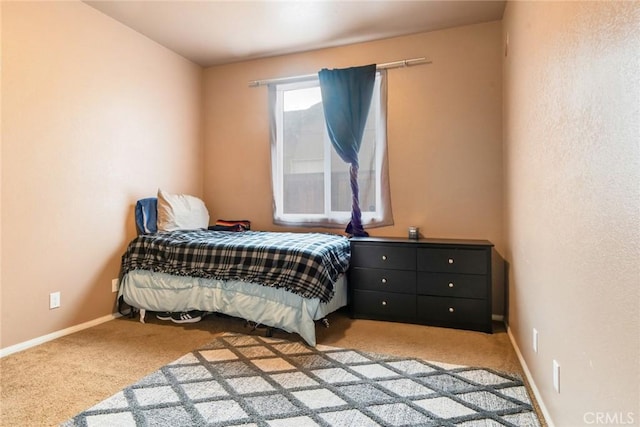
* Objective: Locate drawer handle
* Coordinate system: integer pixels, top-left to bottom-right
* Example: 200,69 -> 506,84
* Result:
448,282 -> 454,288
448,258 -> 454,264
381,278 -> 387,284
382,255 -> 387,261
382,301 -> 387,306
448,307 -> 455,313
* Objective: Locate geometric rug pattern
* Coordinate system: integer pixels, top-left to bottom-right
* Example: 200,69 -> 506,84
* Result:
62,333 -> 541,427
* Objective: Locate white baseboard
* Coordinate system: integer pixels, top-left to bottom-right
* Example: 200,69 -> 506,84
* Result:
506,324 -> 555,427
0,312 -> 122,358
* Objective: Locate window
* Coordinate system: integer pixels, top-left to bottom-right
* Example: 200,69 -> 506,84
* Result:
269,71 -> 392,228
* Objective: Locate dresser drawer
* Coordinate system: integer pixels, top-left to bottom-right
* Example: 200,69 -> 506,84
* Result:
351,244 -> 415,270
417,296 -> 487,325
350,268 -> 416,294
417,248 -> 487,274
417,272 -> 487,299
352,290 -> 416,321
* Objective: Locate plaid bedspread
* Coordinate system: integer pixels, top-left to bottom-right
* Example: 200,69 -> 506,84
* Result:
121,230 -> 351,303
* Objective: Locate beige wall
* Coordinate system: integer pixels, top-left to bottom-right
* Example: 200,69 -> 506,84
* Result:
1,1 -> 203,349
203,21 -> 505,310
503,2 -> 640,425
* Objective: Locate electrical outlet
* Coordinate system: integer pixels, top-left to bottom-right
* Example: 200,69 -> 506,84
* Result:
111,278 -> 120,293
553,360 -> 560,393
50,292 -> 61,309
532,328 -> 539,353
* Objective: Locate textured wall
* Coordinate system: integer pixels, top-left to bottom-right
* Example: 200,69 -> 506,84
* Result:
503,1 -> 640,425
1,2 -> 203,349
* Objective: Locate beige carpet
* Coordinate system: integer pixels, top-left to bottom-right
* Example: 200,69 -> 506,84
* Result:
0,310 -> 546,426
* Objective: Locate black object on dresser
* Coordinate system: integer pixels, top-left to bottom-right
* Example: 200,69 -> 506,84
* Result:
349,236 -> 494,333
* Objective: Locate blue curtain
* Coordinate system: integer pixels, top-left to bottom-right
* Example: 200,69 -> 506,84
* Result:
318,64 -> 376,237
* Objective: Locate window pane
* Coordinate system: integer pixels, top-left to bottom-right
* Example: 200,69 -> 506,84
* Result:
330,150 -> 350,212
330,89 -> 378,213
359,120 -> 378,213
282,87 -> 325,214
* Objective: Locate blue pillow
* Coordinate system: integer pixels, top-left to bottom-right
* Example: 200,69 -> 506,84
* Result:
135,198 -> 158,234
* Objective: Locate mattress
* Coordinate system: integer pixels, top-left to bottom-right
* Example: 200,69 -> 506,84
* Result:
120,229 -> 351,303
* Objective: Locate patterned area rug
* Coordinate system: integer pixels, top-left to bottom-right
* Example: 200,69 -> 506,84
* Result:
62,333 -> 540,426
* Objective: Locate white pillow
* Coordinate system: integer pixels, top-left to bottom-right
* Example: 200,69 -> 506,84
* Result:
157,189 -> 210,231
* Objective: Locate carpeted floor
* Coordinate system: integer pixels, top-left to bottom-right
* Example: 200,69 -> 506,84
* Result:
62,332 -> 541,426
0,309 -> 546,426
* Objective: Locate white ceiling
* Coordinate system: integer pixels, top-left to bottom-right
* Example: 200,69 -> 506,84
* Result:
84,0 -> 505,67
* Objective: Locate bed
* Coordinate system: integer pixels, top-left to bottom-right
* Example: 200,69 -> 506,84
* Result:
118,197 -> 351,346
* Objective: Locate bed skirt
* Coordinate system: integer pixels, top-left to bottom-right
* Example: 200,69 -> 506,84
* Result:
119,270 -> 347,346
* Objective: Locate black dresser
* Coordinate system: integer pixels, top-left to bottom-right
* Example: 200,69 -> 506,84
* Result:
349,236 -> 494,333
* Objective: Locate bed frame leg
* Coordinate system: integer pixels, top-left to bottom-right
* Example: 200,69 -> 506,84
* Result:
139,309 -> 146,323
245,320 -> 273,338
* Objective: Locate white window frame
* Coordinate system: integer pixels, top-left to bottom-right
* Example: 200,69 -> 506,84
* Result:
270,72 -> 391,228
